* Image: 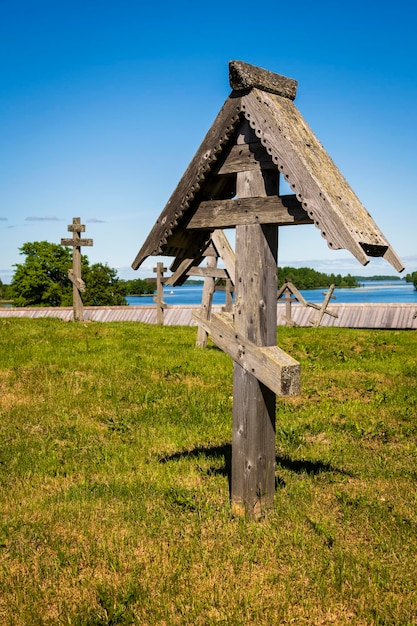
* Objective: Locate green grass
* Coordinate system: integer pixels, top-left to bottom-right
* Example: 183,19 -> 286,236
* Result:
0,318 -> 416,625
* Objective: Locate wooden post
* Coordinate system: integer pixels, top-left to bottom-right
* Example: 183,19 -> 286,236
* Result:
196,255 -> 217,347
61,217 -> 93,322
224,279 -> 234,312
231,121 -> 279,519
153,262 -> 167,324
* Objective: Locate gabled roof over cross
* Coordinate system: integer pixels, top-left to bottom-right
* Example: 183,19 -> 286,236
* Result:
132,61 -> 403,280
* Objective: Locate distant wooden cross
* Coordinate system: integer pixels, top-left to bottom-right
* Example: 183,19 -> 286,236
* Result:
277,280 -> 307,326
61,217 -> 93,321
153,262 -> 167,324
307,284 -> 338,327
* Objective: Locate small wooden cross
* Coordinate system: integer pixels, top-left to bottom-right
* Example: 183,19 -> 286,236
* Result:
307,284 -> 338,327
61,217 -> 93,321
277,280 -> 307,326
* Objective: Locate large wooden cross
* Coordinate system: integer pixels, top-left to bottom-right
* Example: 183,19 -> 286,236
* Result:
61,217 -> 93,321
131,61 -> 403,520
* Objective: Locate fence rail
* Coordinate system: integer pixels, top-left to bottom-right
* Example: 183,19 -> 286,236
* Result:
1,303 -> 416,329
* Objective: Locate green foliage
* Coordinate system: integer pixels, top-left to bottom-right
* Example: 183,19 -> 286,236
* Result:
11,241 -> 75,306
83,263 -> 126,306
123,278 -> 156,295
11,241 -> 126,306
278,266 -> 359,290
1,283 -> 13,300
0,320 -> 416,625
405,270 -> 417,289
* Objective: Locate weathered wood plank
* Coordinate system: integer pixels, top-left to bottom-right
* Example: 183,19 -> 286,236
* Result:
229,60 -> 297,100
166,257 -> 204,286
187,195 -> 312,229
186,267 -> 228,278
194,312 -> 300,395
216,142 -> 276,174
131,94 -> 243,269
241,88 -> 404,271
211,230 -> 235,285
61,238 -> 93,247
68,269 -> 86,292
230,126 -> 280,519
67,224 -> 86,233
2,304 -> 416,329
195,256 -> 217,348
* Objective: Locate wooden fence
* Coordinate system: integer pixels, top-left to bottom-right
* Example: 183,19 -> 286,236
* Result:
0,303 -> 416,329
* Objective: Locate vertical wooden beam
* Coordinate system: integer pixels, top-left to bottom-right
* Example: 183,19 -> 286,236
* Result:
153,262 -> 167,325
224,278 -> 233,312
196,255 -> 218,347
231,121 -> 279,519
72,226 -> 84,321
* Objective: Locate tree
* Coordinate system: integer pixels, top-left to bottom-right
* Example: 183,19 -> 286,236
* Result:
405,271 -> 417,289
11,241 -> 126,306
277,266 -> 359,290
123,278 -> 156,295
83,263 -> 126,306
11,241 -> 75,306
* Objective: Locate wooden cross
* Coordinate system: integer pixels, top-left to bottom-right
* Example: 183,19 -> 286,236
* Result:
277,281 -> 307,326
132,62 -> 403,519
153,262 -> 167,324
307,285 -> 338,327
61,217 -> 93,321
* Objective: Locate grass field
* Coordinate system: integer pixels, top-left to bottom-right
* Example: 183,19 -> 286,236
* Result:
0,318 -> 416,625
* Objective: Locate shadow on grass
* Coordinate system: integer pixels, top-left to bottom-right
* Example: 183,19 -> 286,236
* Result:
159,445 -> 351,492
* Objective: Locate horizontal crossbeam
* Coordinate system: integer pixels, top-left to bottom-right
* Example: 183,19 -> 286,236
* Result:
67,224 -> 86,233
61,238 -> 93,247
186,267 -> 229,278
187,195 -> 312,229
193,311 -> 300,396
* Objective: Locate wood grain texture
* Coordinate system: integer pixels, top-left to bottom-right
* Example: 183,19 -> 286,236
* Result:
211,229 -> 236,285
2,304 -> 416,329
230,139 -> 279,518
132,61 -> 402,285
229,60 -> 297,100
195,256 -> 217,348
240,88 -> 403,271
187,195 -> 312,229
194,312 -> 300,395
60,238 -> 93,247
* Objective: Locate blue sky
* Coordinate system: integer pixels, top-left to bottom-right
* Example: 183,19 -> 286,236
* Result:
1,0 -> 416,282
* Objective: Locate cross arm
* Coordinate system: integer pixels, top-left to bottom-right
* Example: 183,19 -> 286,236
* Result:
193,311 -> 300,396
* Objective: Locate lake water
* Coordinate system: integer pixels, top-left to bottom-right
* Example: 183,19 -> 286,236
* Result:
126,280 -> 417,306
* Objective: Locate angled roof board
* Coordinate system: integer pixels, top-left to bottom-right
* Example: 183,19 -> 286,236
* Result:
132,61 -> 404,274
